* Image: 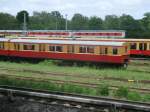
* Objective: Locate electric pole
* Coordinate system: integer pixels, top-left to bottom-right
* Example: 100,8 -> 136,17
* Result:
65,14 -> 68,31
55,12 -> 58,30
23,13 -> 27,36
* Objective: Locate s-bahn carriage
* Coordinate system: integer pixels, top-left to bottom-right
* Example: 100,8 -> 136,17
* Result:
76,38 -> 150,56
0,38 -> 9,56
0,30 -> 22,36
42,38 -> 150,56
126,39 -> 150,56
8,39 -> 129,66
0,30 -> 125,38
27,30 -> 70,37
73,30 -> 125,38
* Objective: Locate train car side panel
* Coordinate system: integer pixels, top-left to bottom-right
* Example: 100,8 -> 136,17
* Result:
8,50 -> 128,64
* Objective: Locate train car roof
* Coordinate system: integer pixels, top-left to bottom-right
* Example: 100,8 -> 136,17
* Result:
77,38 -> 150,42
0,30 -> 125,32
10,39 -> 125,46
13,37 -> 150,42
103,38 -> 150,41
0,38 -> 9,42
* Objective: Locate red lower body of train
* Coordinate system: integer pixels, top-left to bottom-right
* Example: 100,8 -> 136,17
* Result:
129,50 -> 150,56
0,49 -> 129,65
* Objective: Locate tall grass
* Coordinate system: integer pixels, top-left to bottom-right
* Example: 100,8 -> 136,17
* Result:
0,60 -> 149,102
0,77 -> 149,102
0,60 -> 149,80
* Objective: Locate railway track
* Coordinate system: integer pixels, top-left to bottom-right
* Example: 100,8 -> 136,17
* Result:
131,58 -> 150,61
130,58 -> 150,66
0,67 -> 150,84
0,73 -> 150,94
0,85 -> 149,112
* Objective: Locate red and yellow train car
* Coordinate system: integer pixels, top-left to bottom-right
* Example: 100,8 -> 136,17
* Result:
74,38 -> 150,56
0,38 -> 129,66
0,38 -> 9,56
18,37 -> 150,56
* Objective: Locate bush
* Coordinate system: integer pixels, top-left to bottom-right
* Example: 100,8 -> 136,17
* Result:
142,94 -> 150,102
39,60 -> 54,66
97,84 -> 109,96
115,86 -> 129,98
127,92 -> 141,101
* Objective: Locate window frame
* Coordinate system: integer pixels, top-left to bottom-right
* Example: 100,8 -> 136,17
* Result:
14,43 -> 20,51
79,45 -> 95,54
0,42 -> 4,49
23,44 -> 35,51
130,43 -> 136,50
67,45 -> 74,53
143,43 -> 147,50
56,46 -> 63,52
100,46 -> 108,55
112,47 -> 118,55
49,45 -> 63,52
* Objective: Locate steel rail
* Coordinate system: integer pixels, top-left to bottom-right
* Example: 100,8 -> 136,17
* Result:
0,67 -> 150,84
0,74 -> 150,94
0,85 -> 149,111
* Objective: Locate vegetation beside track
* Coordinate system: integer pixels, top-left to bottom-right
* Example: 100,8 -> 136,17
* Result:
0,76 -> 150,102
0,60 -> 150,80
0,60 -> 149,102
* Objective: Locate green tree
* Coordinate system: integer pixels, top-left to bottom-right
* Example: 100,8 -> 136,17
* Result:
51,11 -> 62,18
29,11 -> 55,30
142,12 -> 150,30
88,16 -> 103,30
0,13 -> 18,30
119,14 -> 136,30
104,15 -> 120,29
16,10 -> 29,23
29,11 -> 65,30
71,13 -> 89,30
119,14 -> 142,38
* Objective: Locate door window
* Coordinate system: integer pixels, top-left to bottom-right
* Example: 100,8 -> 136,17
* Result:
113,48 -> 118,55
130,43 -> 136,49
23,44 -> 35,50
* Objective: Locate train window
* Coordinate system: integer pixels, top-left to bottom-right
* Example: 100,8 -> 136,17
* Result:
130,43 -> 136,49
0,42 -> 4,49
49,46 -> 55,51
105,48 -> 108,54
87,46 -> 94,53
67,45 -> 74,53
125,47 -> 128,53
79,46 -> 86,53
49,45 -> 63,52
113,48 -> 118,55
100,47 -> 103,54
139,43 -> 142,50
79,46 -> 94,53
144,43 -> 147,50
56,46 -> 62,52
100,47 -> 108,55
139,43 -> 147,50
14,43 -> 20,51
23,44 -> 35,50
39,44 -> 45,52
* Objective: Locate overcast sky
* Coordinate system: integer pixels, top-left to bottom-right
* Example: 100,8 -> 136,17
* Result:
0,0 -> 150,19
